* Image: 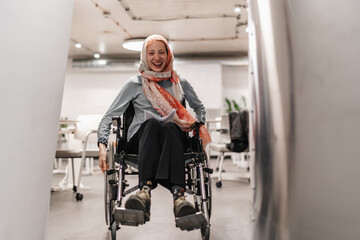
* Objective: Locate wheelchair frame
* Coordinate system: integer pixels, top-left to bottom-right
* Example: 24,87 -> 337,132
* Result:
104,102 -> 213,240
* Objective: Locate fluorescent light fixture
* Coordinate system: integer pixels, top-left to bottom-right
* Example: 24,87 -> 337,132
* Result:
75,43 -> 82,48
234,7 -> 241,13
98,59 -> 107,65
122,38 -> 146,52
123,37 -> 172,52
94,53 -> 100,59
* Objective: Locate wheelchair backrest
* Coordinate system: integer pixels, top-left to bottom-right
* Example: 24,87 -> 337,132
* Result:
123,102 -> 135,142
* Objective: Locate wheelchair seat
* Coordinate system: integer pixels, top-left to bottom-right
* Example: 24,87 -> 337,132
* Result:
104,101 -> 212,240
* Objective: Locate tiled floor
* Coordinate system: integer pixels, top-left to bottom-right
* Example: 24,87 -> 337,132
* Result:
47,158 -> 253,240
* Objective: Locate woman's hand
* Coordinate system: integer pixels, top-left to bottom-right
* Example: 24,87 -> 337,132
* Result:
98,143 -> 108,173
179,120 -> 196,132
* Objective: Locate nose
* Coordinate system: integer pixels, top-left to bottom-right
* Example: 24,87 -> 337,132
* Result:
154,53 -> 160,60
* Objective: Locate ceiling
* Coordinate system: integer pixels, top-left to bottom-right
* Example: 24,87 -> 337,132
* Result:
68,0 -> 249,60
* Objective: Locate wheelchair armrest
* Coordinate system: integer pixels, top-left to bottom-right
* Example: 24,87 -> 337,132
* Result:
188,121 -> 204,152
190,121 -> 199,138
191,121 -> 204,134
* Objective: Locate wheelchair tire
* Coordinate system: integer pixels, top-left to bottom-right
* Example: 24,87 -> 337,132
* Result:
104,174 -> 111,225
206,177 -> 212,218
105,142 -> 117,226
111,221 -> 117,240
194,164 -> 212,240
105,179 -> 117,226
194,171 -> 212,218
201,226 -> 210,240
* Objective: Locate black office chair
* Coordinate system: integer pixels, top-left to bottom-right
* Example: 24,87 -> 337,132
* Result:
104,102 -> 213,240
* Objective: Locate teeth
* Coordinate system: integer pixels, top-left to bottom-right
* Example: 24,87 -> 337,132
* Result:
153,63 -> 162,66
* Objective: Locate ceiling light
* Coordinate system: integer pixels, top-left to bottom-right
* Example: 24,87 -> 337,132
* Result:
122,38 -> 146,52
94,53 -> 100,59
75,43 -> 82,48
98,59 -> 107,65
234,7 -> 241,13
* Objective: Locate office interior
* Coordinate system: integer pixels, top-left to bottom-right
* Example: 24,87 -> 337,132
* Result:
1,0 -> 360,240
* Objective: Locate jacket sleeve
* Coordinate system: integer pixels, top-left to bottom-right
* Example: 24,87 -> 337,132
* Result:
97,80 -> 136,147
180,78 -> 206,123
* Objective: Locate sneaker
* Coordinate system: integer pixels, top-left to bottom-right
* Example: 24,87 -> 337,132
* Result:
125,187 -> 151,221
173,196 -> 196,218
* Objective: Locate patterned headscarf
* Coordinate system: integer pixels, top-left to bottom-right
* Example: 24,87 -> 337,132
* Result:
138,34 -> 211,147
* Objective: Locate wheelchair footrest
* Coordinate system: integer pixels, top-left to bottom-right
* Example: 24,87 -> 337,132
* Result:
175,212 -> 208,231
114,207 -> 145,226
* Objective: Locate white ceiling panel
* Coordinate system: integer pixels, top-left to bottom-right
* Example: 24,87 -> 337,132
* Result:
68,0 -> 249,59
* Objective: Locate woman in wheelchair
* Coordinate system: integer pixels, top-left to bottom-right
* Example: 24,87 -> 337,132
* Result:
97,34 -> 211,223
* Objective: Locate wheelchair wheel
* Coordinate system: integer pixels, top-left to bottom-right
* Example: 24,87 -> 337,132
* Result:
201,226 -> 210,240
111,220 -> 117,240
206,177 -> 212,218
194,166 -> 212,218
105,184 -> 118,239
193,161 -> 212,240
104,173 -> 115,225
105,142 -> 117,226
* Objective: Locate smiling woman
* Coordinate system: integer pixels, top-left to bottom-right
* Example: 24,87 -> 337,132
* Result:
146,41 -> 168,72
97,34 -> 211,230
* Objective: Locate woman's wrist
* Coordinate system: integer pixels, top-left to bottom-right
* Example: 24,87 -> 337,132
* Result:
99,143 -> 107,151
97,138 -> 108,148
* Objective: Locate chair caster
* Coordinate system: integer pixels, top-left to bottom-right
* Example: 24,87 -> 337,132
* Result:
215,167 -> 225,173
215,181 -> 222,188
76,193 -> 83,201
73,186 -> 77,192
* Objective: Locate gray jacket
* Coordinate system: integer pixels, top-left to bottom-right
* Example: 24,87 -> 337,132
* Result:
97,75 -> 206,145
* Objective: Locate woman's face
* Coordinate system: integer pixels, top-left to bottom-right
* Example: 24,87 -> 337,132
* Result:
146,40 -> 168,72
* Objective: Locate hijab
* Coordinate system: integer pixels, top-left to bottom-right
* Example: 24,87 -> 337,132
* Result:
138,34 -> 211,147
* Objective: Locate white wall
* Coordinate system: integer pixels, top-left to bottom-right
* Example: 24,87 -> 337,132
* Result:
222,65 -> 249,113
249,0 -> 360,239
174,62 -> 222,109
0,1 -> 73,239
288,1 -> 360,239
61,62 -> 138,120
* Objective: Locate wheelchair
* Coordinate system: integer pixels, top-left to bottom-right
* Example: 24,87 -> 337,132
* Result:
104,102 -> 213,240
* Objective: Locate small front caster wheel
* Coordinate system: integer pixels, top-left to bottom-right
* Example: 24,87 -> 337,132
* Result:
73,186 -> 77,192
76,193 -> 83,201
216,181 -> 222,188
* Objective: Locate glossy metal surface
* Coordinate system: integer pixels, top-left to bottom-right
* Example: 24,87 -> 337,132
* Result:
249,0 -> 360,239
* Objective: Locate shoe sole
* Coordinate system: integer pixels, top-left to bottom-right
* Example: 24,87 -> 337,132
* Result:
125,197 -> 150,221
175,204 -> 196,218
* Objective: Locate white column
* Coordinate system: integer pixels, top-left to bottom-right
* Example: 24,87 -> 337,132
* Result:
288,1 -> 360,239
0,1 -> 73,239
